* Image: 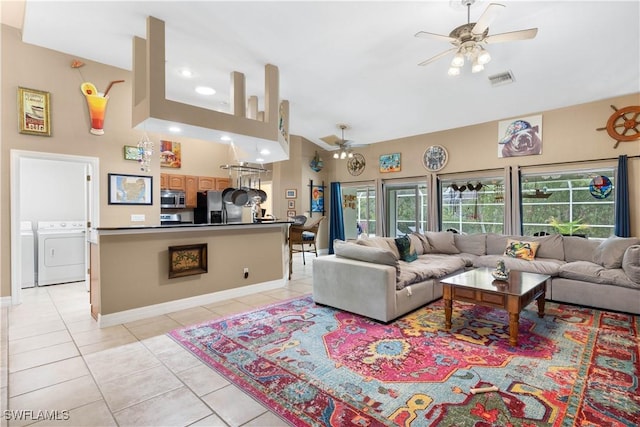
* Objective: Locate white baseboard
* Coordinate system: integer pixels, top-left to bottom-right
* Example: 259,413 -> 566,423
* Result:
98,279 -> 286,328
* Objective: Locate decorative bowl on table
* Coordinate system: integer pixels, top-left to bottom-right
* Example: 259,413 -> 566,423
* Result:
491,270 -> 509,281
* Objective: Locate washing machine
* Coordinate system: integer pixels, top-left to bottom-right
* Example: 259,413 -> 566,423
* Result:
37,221 -> 86,286
20,221 -> 35,288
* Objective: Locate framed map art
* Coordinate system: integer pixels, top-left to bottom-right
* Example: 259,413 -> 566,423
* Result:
108,173 -> 152,205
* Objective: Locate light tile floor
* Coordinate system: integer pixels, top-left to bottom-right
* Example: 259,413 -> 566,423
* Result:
1,254 -> 316,427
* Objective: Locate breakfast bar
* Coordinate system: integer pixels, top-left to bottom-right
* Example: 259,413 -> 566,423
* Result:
88,221 -> 291,327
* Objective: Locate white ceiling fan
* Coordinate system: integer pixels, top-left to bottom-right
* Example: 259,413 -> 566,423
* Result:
321,124 -> 364,159
415,0 -> 538,75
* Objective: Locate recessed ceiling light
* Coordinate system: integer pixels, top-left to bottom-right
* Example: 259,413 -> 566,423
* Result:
195,86 -> 216,95
168,126 -> 181,133
220,135 -> 232,141
179,68 -> 193,78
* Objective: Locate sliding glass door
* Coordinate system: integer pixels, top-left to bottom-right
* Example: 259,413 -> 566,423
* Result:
341,184 -> 376,239
384,182 -> 428,237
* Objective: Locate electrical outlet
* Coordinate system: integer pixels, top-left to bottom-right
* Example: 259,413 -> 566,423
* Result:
131,214 -> 145,222
243,267 -> 249,279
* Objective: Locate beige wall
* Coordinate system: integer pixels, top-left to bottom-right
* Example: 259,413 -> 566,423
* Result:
328,93 -> 640,235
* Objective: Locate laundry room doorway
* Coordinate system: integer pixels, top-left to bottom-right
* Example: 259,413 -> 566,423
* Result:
10,150 -> 99,305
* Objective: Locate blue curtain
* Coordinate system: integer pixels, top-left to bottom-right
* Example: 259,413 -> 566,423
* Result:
328,182 -> 345,254
614,155 -> 630,237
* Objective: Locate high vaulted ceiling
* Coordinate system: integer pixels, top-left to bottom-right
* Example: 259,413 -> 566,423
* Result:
16,1 -> 640,151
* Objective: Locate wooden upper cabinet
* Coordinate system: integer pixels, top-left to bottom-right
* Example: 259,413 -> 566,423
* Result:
167,174 -> 186,191
160,173 -> 169,190
197,176 -> 216,191
185,175 -> 198,208
215,178 -> 231,190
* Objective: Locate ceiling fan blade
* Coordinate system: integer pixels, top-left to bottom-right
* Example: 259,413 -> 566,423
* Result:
320,135 -> 340,145
418,47 -> 457,66
414,31 -> 457,44
472,3 -> 506,35
484,28 -> 538,44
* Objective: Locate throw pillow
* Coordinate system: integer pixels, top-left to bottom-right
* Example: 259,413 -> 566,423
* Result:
504,239 -> 540,261
453,233 -> 486,255
394,235 -> 418,262
425,231 -> 460,254
411,232 -> 432,253
593,236 -> 640,269
622,245 -> 640,283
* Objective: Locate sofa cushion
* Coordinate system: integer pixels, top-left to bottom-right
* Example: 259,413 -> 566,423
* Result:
475,255 -> 563,276
593,236 -> 640,269
395,235 -> 418,262
486,233 -> 515,255
622,245 -> 640,284
411,232 -> 432,253
454,233 -> 486,256
356,235 -> 401,259
334,240 -> 399,268
529,233 -> 565,260
560,261 -> 640,289
504,239 -> 540,261
426,231 -> 460,254
563,236 -> 600,262
407,233 -> 425,255
396,255 -> 466,290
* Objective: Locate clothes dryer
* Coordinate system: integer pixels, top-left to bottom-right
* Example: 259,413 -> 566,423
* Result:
37,221 -> 85,286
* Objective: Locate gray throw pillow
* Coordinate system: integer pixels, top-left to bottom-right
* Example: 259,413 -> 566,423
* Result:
529,233 -> 565,260
563,236 -> 600,262
426,231 -> 460,254
593,236 -> 640,269
411,232 -> 432,253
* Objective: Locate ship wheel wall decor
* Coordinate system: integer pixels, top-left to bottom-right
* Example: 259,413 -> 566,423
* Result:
596,105 -> 640,148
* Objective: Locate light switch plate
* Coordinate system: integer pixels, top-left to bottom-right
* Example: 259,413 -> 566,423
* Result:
131,214 -> 145,222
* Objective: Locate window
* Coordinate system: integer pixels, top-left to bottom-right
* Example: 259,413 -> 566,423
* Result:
385,182 -> 428,237
342,184 -> 376,239
440,176 -> 506,234
520,168 -> 615,238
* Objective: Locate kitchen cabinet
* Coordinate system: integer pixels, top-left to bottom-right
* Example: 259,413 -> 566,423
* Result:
160,173 -> 186,191
185,175 -> 197,208
215,178 -> 231,190
197,176 -> 216,191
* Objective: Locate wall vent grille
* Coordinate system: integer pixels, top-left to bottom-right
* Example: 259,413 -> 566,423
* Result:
488,70 -> 515,87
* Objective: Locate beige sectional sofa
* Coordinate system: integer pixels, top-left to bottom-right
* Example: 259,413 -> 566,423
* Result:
312,232 -> 640,322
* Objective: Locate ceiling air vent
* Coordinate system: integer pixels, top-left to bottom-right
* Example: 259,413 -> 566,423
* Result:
488,70 -> 515,87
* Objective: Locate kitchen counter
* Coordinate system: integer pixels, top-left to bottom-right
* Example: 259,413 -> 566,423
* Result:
89,221 -> 290,327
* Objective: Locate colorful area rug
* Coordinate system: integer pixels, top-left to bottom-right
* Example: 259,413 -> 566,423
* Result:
169,297 -> 640,426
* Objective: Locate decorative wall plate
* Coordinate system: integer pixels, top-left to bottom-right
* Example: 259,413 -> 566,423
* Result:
423,145 -> 448,171
347,153 -> 365,176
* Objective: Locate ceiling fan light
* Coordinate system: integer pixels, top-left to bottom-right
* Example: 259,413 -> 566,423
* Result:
348,152 -> 354,158
451,52 -> 465,67
448,66 -> 461,76
477,47 -> 491,65
333,152 -> 339,159
471,60 -> 484,73
340,151 -> 347,160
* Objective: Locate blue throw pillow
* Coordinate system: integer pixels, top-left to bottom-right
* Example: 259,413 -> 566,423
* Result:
395,235 -> 418,262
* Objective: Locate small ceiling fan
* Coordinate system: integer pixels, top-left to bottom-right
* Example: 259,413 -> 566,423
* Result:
320,124 -> 362,159
415,0 -> 538,75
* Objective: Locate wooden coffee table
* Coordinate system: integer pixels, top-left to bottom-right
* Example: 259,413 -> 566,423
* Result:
439,267 -> 550,347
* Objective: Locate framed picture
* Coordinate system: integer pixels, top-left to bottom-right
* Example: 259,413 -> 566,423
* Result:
285,189 -> 297,199
160,140 -> 182,168
108,173 -> 153,205
311,185 -> 324,213
288,200 -> 295,209
287,210 -> 296,217
379,153 -> 401,173
123,145 -> 141,161
498,115 -> 542,158
18,87 -> 51,136
168,243 -> 208,279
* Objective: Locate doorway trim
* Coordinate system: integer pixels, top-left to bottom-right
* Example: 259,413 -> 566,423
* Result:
10,150 -> 100,305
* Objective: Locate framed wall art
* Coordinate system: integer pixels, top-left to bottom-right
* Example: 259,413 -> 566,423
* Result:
287,210 -> 296,217
18,87 -> 51,136
498,115 -> 543,158
123,145 -> 141,161
285,189 -> 297,199
108,173 -> 152,205
311,185 -> 324,213
379,153 -> 401,173
288,200 -> 296,209
160,140 -> 182,168
168,243 -> 208,279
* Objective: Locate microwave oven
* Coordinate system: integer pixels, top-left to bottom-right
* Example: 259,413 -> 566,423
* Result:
160,190 -> 186,208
